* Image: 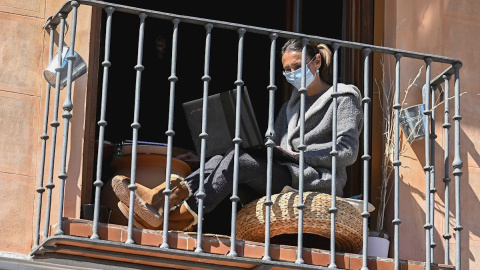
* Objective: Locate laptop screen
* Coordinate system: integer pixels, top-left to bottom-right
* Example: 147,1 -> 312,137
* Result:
182,87 -> 264,158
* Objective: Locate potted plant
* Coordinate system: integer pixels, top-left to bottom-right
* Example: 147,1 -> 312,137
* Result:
370,58 -> 465,258
370,58 -> 425,257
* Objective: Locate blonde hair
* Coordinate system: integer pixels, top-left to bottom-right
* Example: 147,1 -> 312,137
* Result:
316,43 -> 333,85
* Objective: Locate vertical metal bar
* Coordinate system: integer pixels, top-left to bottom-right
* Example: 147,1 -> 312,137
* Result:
452,62 -> 463,270
43,13 -> 67,240
35,23 -> 56,246
262,32 -> 278,262
54,0 -> 80,236
360,48 -> 371,270
294,38 -> 309,265
393,52 -> 403,270
442,74 -> 452,265
194,22 -> 213,253
227,27 -> 246,257
160,17 -> 180,249
125,12 -> 147,245
328,42 -> 340,269
424,57 -> 433,270
160,18 -> 180,248
91,6 -> 114,240
430,85 -> 437,262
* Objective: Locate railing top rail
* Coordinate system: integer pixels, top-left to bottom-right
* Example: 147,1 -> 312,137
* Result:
431,66 -> 455,87
44,0 -> 462,66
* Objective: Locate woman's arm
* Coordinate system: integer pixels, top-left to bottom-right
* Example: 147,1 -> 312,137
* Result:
303,95 -> 363,168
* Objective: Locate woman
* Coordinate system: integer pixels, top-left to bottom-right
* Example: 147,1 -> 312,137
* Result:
112,39 -> 363,231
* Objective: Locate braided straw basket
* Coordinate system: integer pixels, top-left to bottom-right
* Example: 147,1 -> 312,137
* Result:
236,191 -> 363,253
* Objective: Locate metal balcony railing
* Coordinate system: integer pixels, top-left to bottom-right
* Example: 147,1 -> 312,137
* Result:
34,1 -> 463,269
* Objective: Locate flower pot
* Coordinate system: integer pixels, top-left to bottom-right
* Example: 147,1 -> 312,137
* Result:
399,104 -> 427,142
366,235 -> 390,258
43,45 -> 87,89
358,232 -> 390,258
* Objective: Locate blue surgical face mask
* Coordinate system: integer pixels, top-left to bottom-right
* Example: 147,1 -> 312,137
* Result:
283,57 -> 317,89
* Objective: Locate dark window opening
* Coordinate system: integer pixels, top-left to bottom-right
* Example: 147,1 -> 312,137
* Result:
92,0 -> 347,236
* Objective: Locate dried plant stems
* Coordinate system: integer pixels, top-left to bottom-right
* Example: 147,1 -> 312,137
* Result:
374,57 -> 423,233
373,57 -> 467,235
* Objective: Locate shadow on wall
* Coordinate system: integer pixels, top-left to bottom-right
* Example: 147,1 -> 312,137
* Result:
383,125 -> 477,264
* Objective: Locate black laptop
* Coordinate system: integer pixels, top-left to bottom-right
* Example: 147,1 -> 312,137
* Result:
182,87 -> 297,163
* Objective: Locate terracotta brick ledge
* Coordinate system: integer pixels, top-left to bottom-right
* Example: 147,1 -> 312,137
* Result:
36,218 -> 455,270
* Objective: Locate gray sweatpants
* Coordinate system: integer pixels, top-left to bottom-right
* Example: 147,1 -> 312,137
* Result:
184,148 -> 291,214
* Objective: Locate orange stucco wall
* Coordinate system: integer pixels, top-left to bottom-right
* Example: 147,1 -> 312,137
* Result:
381,0 -> 480,268
0,0 -> 92,254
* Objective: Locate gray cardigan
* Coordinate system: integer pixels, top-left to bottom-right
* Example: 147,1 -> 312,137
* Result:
273,83 -> 363,197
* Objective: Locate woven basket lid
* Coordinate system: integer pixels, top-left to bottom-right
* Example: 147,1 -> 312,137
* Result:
236,191 -> 363,253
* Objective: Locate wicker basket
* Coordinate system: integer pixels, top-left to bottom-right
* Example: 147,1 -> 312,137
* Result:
236,191 -> 363,253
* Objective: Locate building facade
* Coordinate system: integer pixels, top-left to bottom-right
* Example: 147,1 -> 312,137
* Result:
0,0 -> 478,269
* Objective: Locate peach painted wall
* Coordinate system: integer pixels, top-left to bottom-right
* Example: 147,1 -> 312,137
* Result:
381,0 -> 480,268
0,0 -> 92,254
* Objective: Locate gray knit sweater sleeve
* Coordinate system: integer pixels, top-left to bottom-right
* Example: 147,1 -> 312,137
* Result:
273,102 -> 289,146
302,94 -> 363,168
